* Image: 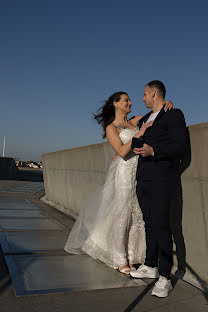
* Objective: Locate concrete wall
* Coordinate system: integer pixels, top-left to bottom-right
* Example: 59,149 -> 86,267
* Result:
42,142 -> 114,217
179,122 -> 208,283
42,122 -> 208,284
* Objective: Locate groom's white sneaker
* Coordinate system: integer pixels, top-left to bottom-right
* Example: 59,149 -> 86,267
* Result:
130,264 -> 159,279
151,276 -> 173,298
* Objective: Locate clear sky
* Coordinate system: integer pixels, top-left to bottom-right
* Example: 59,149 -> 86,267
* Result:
0,0 -> 207,161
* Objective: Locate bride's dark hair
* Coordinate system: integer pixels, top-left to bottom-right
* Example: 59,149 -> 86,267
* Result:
94,91 -> 128,138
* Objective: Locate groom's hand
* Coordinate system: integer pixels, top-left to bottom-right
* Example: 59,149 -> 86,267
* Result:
133,143 -> 154,157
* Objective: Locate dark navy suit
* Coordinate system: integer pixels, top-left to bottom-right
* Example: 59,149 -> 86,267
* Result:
131,107 -> 186,279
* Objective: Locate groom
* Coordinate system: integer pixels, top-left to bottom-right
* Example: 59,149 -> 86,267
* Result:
130,80 -> 187,298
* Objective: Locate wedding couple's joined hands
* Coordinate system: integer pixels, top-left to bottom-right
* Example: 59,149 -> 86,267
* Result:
64,80 -> 187,298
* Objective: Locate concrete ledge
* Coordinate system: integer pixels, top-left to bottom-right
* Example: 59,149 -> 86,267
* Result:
41,195 -> 77,220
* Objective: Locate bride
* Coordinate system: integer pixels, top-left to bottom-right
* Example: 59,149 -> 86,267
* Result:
64,91 -> 173,274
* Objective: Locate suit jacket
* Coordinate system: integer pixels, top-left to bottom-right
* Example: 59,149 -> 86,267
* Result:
131,106 -> 187,181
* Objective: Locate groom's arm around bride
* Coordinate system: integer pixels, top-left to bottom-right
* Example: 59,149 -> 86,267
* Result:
134,108 -> 186,161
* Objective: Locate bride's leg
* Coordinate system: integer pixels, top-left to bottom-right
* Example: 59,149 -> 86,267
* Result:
109,195 -> 130,268
128,215 -> 138,267
112,161 -> 134,269
128,196 -> 146,266
110,211 -> 129,267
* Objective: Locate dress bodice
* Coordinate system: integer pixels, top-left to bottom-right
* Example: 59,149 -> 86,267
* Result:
118,128 -> 139,162
119,127 -> 139,144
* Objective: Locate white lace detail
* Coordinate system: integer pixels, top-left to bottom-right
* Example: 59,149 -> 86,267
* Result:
64,128 -> 146,268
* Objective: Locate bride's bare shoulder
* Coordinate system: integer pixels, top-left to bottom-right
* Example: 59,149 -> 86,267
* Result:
106,123 -> 117,134
130,116 -> 143,125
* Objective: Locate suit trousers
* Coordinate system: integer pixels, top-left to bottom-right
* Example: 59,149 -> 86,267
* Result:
136,179 -> 173,279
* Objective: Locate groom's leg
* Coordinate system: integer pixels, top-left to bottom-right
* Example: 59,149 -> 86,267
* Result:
151,181 -> 173,279
136,180 -> 158,267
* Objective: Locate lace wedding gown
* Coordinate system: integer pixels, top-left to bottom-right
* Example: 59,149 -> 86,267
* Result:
64,128 -> 146,268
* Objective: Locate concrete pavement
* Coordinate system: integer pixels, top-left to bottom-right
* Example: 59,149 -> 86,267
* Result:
0,179 -> 207,312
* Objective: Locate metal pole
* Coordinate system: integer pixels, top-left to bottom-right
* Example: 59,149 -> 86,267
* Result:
3,136 -> 5,157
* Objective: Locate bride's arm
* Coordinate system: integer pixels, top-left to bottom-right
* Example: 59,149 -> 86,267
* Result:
106,125 -> 132,158
106,123 -> 152,159
130,116 -> 143,126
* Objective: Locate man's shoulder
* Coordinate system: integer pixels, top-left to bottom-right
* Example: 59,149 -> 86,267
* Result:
162,108 -> 186,127
164,108 -> 184,118
169,108 -> 183,114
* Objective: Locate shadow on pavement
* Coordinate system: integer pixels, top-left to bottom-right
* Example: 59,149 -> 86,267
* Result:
0,245 -> 11,294
124,280 -> 155,312
124,260 -> 208,312
0,240 -> 38,296
185,262 -> 208,301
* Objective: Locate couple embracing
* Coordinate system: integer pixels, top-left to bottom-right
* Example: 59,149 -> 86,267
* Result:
64,80 -> 187,298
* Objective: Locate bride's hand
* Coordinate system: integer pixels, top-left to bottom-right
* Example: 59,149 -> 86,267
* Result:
134,121 -> 153,138
112,153 -> 117,161
164,100 -> 174,112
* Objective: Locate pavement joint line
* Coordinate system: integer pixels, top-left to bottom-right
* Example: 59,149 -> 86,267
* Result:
0,215 -> 69,232
0,207 -> 41,210
3,250 -> 69,256
30,200 -> 74,231
3,185 -> 44,194
0,216 -> 49,219
0,230 -> 70,254
0,229 -> 67,232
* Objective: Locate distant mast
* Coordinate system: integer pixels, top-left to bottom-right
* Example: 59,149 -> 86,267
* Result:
3,136 -> 5,157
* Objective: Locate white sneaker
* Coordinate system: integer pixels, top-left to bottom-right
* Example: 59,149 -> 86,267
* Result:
151,276 -> 173,298
130,264 -> 159,278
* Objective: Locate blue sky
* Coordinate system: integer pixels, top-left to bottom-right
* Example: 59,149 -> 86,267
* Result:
0,0 -> 207,161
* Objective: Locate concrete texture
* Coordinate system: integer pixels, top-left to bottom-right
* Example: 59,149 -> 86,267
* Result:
0,218 -> 65,231
0,198 -> 37,209
0,209 -> 47,218
0,231 -> 70,254
0,180 -> 207,311
42,122 -> 208,286
4,182 -> 44,194
42,142 -> 114,216
0,185 -> 146,297
6,254 -> 146,296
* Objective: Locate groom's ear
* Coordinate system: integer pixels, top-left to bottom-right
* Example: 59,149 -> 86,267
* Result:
152,89 -> 156,98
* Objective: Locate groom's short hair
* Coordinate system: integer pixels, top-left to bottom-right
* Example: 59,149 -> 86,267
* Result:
146,80 -> 166,98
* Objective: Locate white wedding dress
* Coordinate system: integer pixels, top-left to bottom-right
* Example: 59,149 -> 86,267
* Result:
64,127 -> 146,268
